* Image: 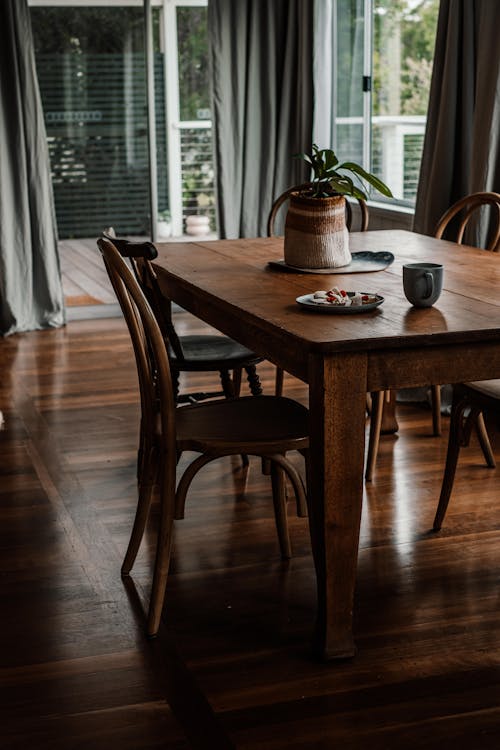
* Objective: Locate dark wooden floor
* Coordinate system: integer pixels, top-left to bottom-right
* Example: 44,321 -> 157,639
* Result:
1,314 -> 499,749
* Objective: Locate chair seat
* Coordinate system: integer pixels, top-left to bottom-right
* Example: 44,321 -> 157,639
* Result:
175,395 -> 309,453
465,379 -> 500,399
168,334 -> 262,370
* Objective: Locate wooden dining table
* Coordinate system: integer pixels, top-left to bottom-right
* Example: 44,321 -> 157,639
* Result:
153,229 -> 500,660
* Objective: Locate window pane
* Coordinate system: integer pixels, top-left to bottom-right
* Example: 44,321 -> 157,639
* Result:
335,0 -> 365,163
372,0 -> 439,202
176,6 -> 215,232
177,6 -> 210,121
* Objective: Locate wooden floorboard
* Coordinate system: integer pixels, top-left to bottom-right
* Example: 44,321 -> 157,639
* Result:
1,314 -> 499,748
59,238 -> 118,306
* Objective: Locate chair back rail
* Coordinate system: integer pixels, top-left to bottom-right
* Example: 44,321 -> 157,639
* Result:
102,232 -> 185,360
434,191 -> 500,251
98,238 -> 177,461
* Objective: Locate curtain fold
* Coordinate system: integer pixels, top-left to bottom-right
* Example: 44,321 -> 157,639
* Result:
0,0 -> 64,336
208,0 -> 313,238
414,0 -> 500,247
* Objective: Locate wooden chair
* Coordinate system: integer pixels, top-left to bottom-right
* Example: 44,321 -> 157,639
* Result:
369,192 -> 500,481
98,238 -> 309,637
433,382 -> 497,531
432,192 -> 500,529
429,192 -> 500,436
103,231 -> 264,403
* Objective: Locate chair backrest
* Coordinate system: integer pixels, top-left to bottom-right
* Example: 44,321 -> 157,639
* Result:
266,182 -> 369,237
101,231 -> 185,361
98,238 -> 177,458
434,192 -> 500,251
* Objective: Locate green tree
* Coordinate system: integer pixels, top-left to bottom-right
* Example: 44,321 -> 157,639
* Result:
373,0 -> 439,116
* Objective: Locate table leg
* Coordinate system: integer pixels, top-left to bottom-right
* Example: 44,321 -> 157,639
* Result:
307,352 -> 367,660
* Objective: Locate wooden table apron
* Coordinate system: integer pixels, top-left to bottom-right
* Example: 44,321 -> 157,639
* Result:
153,230 -> 500,660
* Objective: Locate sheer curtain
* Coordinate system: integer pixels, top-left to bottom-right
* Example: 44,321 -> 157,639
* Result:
208,0 -> 313,238
414,0 -> 500,245
0,0 -> 64,336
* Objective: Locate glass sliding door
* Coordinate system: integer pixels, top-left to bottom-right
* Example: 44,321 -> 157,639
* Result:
30,3 -> 168,238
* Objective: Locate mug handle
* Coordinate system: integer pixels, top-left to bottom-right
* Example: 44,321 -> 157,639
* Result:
424,272 -> 434,299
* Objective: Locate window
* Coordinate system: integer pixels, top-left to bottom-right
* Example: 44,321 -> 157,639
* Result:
333,0 -> 439,205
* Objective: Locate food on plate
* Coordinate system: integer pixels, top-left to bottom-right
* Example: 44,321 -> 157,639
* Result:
312,287 -> 378,306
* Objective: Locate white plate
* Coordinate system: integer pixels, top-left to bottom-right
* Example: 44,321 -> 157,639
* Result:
296,292 -> 384,314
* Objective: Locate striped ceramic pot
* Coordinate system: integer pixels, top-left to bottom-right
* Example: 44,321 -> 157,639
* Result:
284,193 -> 351,269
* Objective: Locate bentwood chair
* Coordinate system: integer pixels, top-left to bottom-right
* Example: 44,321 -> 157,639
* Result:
433,382 -> 497,530
103,231 -> 264,403
369,192 -> 500,482
429,191 -> 500,436
98,238 -> 309,636
432,192 -> 500,530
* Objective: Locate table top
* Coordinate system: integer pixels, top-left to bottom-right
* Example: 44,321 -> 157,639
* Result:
154,230 -> 500,355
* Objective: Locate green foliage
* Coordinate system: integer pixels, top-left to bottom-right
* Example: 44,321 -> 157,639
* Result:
295,145 -> 393,201
30,7 -> 144,54
177,7 -> 210,121
373,0 -> 439,116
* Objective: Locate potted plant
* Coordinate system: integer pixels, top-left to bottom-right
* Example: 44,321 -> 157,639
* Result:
284,144 -> 393,269
157,209 -> 171,239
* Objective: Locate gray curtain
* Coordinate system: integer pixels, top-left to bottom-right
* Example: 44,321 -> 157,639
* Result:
208,0 -> 313,238
414,0 -> 500,247
0,0 -> 64,336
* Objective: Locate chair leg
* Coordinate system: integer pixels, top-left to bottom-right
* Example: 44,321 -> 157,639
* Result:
220,369 -> 235,398
380,389 -> 399,434
270,460 -> 291,559
172,370 -> 180,402
245,365 -> 263,396
269,451 -> 308,518
433,394 -> 468,531
122,445 -> 156,575
275,367 -> 284,397
475,412 -> 496,468
175,453 -> 218,519
431,384 -> 442,436
147,460 -> 177,637
223,368 -> 249,465
365,390 -> 385,481
365,392 -> 372,415
233,367 -> 242,396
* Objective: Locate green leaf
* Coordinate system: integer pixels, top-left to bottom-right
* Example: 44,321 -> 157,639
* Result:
338,162 -> 393,197
292,145 -> 392,200
324,149 -> 339,170
329,176 -> 368,201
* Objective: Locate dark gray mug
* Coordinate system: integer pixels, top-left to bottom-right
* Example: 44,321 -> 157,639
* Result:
403,262 -> 443,308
